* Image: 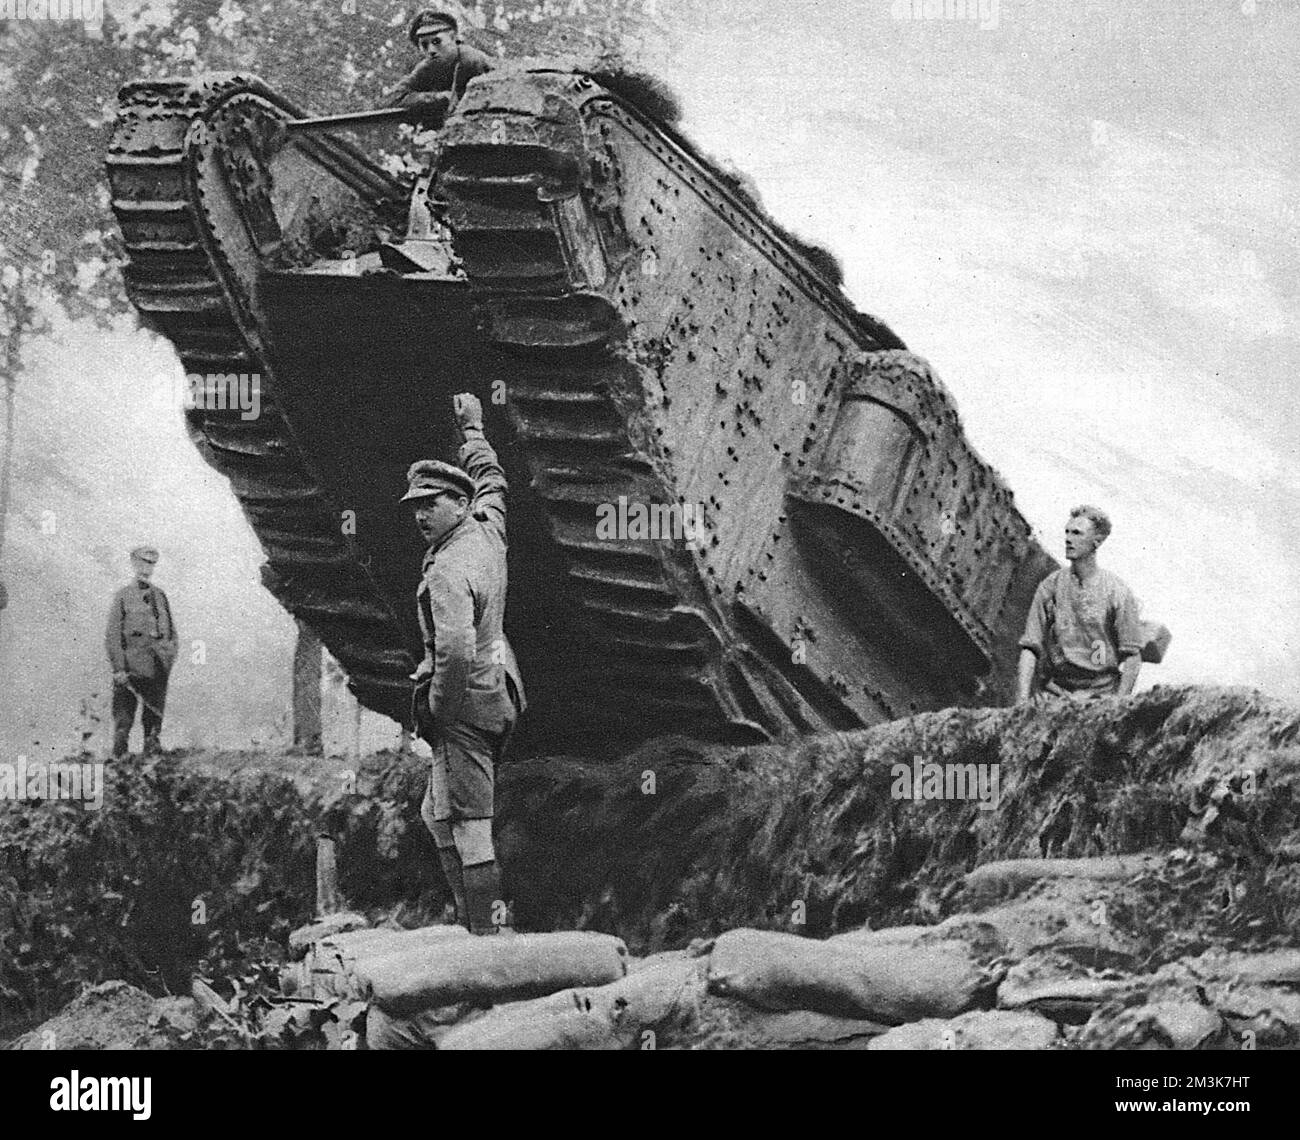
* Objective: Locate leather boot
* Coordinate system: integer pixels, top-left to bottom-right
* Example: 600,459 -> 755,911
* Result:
436,846 -> 469,929
463,861 -> 502,936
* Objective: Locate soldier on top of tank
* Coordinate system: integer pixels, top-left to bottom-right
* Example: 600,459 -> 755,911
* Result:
381,9 -> 495,126
1016,505 -> 1145,703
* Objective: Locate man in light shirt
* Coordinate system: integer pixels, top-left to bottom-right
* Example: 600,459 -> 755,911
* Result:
1017,506 -> 1144,702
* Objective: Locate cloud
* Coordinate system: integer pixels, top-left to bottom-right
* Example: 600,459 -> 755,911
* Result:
664,0 -> 1300,700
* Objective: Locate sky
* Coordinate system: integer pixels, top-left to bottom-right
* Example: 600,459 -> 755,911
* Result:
658,0 -> 1300,698
2,0 -> 1297,757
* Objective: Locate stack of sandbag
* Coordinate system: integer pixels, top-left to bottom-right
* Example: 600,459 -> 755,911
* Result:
366,930 -> 630,1017
284,924 -> 473,1003
437,954 -> 703,1050
299,927 -> 633,1049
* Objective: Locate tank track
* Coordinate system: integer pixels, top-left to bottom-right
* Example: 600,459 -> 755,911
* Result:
107,77 -> 415,718
433,77 -> 877,743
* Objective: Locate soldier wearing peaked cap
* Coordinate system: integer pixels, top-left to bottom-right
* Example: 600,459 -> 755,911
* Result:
403,393 -> 525,935
106,546 -> 178,757
381,8 -> 495,126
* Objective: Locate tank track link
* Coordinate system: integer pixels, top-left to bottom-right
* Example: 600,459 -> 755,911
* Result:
107,76 -> 414,719
433,76 -> 862,744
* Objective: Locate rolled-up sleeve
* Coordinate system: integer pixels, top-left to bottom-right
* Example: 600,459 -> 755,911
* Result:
1018,578 -> 1051,655
1113,584 -> 1144,658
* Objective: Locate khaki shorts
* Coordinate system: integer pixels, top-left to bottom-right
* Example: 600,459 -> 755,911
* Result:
1043,674 -> 1121,700
424,719 -> 511,822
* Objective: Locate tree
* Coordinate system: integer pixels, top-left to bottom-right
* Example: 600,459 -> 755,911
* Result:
0,269 -> 51,639
292,619 -> 323,755
0,0 -> 666,721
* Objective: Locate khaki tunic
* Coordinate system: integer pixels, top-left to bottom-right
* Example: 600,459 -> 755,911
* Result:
414,428 -> 525,735
105,581 -> 178,681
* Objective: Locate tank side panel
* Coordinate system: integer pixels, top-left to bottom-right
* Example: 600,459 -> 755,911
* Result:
598,112 -> 982,718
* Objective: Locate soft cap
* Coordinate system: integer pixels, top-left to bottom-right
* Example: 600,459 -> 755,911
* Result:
400,459 -> 475,502
408,9 -> 458,42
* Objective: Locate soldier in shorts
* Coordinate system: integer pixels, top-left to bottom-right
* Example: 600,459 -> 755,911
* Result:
402,393 -> 525,934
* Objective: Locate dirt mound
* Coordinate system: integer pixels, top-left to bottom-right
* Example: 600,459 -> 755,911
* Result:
492,685 -> 1300,953
6,685 -> 1298,1048
8,982 -> 195,1050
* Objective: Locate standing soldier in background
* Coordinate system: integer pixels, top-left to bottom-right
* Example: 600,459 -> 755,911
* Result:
106,545 -> 178,757
402,393 -> 525,935
1017,506 -> 1145,703
381,9 -> 495,125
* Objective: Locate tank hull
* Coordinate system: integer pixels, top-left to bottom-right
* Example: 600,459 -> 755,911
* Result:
107,69 -> 1056,753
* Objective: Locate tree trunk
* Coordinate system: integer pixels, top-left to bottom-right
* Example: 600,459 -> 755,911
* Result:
0,373 -> 12,561
292,619 -> 323,755
0,346 -> 17,636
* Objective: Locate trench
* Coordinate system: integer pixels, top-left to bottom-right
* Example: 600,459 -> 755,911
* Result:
3,684 -> 1297,1043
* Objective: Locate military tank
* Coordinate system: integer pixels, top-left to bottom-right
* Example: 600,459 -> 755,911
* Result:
107,64 -> 1057,754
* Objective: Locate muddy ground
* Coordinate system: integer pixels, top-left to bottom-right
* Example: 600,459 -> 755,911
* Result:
4,684 -> 1298,1048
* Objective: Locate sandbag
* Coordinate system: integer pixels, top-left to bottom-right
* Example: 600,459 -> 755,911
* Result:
926,897 -> 1138,970
1204,984 -> 1300,1048
996,954 -> 1142,1023
322,924 -> 470,961
1181,948 -> 1300,988
1139,620 -> 1172,664
962,855 -> 1162,907
363,1002 -> 482,1050
828,925 -> 932,947
367,930 -> 629,1017
737,1009 -> 887,1049
705,928 -> 989,1024
437,957 -> 698,1050
868,1010 -> 1059,1051
1079,1000 -> 1227,1050
288,924 -> 471,1001
287,912 -> 370,958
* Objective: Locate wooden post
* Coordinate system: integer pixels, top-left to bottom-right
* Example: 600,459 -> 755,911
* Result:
316,835 -> 342,917
292,620 -> 324,755
353,696 -> 362,766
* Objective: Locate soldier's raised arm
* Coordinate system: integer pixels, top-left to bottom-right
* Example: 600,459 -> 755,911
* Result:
453,392 -> 508,545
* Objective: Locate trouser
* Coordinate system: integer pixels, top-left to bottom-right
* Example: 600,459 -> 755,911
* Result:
1043,674 -> 1121,700
417,710 -> 517,934
111,674 -> 169,757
